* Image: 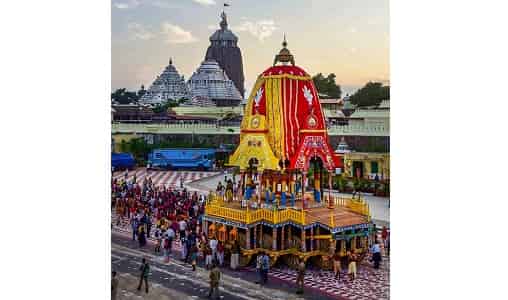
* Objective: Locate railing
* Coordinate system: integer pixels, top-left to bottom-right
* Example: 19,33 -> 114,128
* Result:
204,192 -> 369,226
205,202 -> 306,225
112,122 -> 388,136
333,196 -> 370,218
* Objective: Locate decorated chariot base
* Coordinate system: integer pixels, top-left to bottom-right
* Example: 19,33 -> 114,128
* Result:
203,39 -> 375,269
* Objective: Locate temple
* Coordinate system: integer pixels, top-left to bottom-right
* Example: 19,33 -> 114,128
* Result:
187,60 -> 243,107
203,39 -> 375,269
205,11 -> 245,98
139,58 -> 190,105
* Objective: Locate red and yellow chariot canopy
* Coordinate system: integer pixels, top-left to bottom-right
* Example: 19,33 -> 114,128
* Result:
229,47 -> 341,172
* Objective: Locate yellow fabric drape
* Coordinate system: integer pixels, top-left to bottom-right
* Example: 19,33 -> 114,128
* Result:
265,77 -> 285,160
240,78 -> 265,141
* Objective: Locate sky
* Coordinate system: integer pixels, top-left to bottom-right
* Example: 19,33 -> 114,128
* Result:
112,0 -> 389,97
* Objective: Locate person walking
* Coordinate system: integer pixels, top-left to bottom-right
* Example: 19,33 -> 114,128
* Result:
381,226 -> 388,250
216,241 -> 225,267
347,251 -> 358,281
386,232 -> 390,256
208,262 -> 221,299
162,234 -> 170,262
166,227 -> 175,253
333,251 -> 342,279
204,244 -> 213,270
146,214 -> 153,238
296,259 -> 305,294
209,236 -> 218,262
371,240 -> 382,269
180,234 -> 188,261
137,258 -> 150,293
185,231 -> 195,263
190,245 -> 198,271
261,252 -> 270,284
255,252 -> 263,284
138,226 -> 146,248
130,217 -> 138,241
154,228 -> 162,253
230,240 -> 240,270
111,271 -> 119,300
179,219 -> 187,242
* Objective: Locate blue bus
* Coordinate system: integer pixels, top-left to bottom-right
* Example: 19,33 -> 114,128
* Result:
147,148 -> 215,171
111,152 -> 136,172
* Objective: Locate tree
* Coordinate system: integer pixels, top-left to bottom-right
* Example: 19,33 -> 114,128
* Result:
137,85 -> 147,98
111,88 -> 139,104
349,82 -> 390,107
312,73 -> 342,98
152,99 -> 179,113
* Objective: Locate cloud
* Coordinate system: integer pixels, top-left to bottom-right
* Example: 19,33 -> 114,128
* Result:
127,23 -> 155,40
234,20 -> 277,42
150,0 -> 180,8
192,0 -> 216,5
113,0 -> 140,9
161,22 -> 198,44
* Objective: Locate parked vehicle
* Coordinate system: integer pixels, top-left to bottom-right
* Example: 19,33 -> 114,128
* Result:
111,152 -> 136,172
147,148 -> 215,171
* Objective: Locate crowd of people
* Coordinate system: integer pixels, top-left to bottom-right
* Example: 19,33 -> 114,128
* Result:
111,171 -> 390,298
111,173 -> 239,299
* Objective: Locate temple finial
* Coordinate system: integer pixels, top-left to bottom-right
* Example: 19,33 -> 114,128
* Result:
169,57 -> 172,65
273,34 -> 295,66
220,11 -> 228,30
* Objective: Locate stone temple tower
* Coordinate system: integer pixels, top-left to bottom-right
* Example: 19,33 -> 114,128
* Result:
205,11 -> 245,98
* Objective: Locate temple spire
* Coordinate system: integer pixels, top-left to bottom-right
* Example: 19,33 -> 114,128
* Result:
169,57 -> 173,65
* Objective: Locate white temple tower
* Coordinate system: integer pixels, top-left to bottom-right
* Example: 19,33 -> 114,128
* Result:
187,60 -> 243,107
140,58 -> 190,105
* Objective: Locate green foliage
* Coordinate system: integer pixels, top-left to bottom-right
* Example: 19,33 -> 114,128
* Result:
337,175 -> 348,191
137,85 -> 147,98
111,88 -> 139,104
119,139 -> 127,153
349,82 -> 390,107
153,100 -> 180,113
312,73 -> 342,98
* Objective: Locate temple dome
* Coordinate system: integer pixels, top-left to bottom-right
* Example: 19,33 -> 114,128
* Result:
210,29 -> 238,42
209,11 -> 238,42
187,60 -> 243,107
140,58 -> 190,105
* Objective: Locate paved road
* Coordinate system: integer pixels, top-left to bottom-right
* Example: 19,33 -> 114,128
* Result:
112,233 -> 339,300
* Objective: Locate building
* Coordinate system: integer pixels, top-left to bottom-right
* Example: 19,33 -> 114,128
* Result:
343,152 -> 390,180
348,99 -> 390,130
205,11 -> 245,98
319,98 -> 343,111
111,104 -> 154,122
187,60 -> 243,107
139,58 -> 190,105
